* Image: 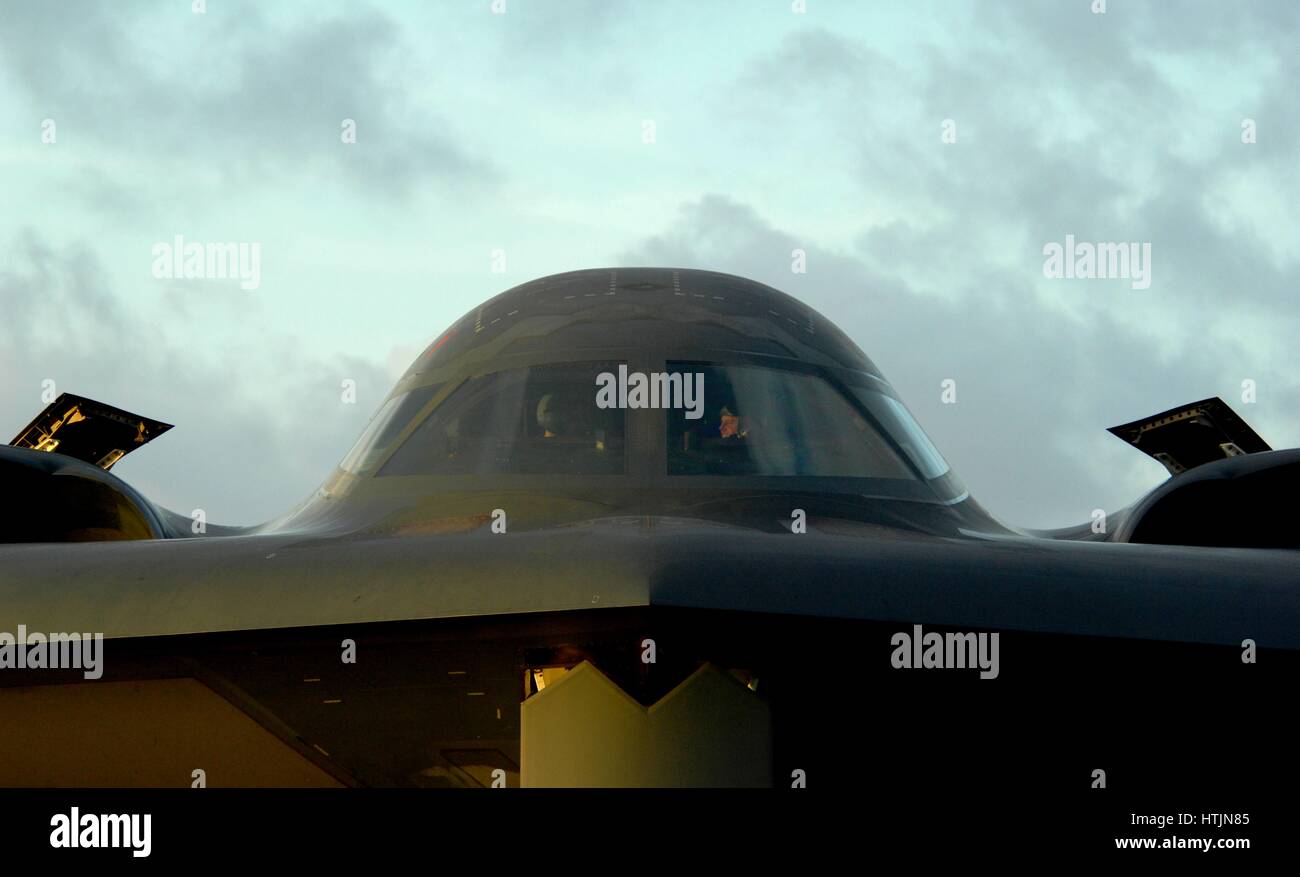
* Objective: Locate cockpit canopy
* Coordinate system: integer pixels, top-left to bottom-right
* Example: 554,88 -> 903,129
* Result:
340,359 -> 956,498
336,269 -> 964,504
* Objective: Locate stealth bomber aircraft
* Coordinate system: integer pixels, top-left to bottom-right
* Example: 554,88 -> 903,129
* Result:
1,268 -> 1295,789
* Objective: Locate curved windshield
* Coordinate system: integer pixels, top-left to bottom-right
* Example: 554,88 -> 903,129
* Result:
362,359 -> 950,484
850,389 -> 950,479
379,362 -> 626,476
666,363 -> 948,479
339,382 -> 443,475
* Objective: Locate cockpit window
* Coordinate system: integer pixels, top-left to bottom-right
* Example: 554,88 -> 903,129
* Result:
666,363 -> 945,479
339,382 -> 443,475
379,362 -> 626,476
850,390 -> 950,479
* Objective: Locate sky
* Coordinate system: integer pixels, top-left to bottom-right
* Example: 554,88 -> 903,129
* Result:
1,0 -> 1297,528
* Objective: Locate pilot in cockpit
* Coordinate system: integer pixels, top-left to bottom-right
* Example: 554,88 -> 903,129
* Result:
718,405 -> 748,440
536,392 -> 608,453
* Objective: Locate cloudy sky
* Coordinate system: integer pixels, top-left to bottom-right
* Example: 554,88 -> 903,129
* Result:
1,0 -> 1297,528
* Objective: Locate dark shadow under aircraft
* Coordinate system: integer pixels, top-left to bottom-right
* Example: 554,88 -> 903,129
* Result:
1,268 -> 1296,789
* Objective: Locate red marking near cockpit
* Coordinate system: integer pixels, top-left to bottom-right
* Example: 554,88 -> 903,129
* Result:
421,329 -> 458,359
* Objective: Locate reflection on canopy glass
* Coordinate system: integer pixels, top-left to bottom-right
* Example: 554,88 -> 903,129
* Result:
339,383 -> 442,475
666,363 -> 947,479
380,362 -> 626,476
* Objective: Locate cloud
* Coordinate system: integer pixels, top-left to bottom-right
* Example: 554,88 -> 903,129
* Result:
0,230 -> 391,526
0,2 -> 491,197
